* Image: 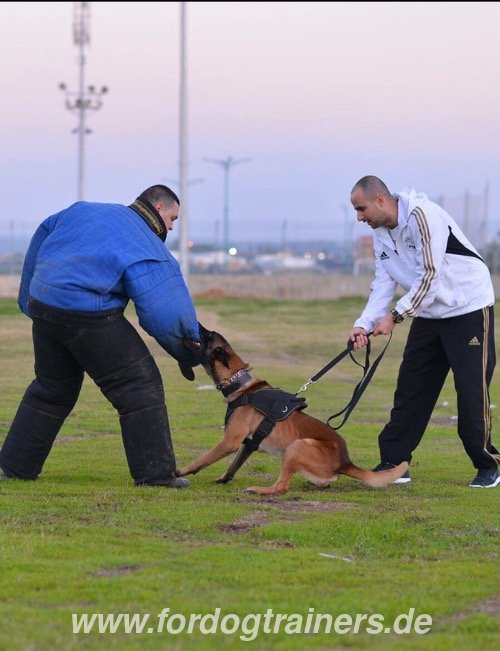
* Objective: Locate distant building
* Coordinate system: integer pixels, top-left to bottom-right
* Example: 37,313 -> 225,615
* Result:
353,235 -> 374,275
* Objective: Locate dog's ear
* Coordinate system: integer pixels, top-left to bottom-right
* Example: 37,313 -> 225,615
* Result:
197,322 -> 213,344
213,346 -> 230,368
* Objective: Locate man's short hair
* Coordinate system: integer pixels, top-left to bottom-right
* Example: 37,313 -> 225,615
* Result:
138,185 -> 180,207
351,176 -> 391,199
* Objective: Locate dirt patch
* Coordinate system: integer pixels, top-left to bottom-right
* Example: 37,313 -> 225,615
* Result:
260,499 -> 352,513
52,435 -> 91,446
476,596 -> 500,616
217,510 -> 277,533
437,594 -> 500,628
217,499 -> 352,534
91,564 -> 143,578
52,432 -> 115,446
430,416 -> 458,426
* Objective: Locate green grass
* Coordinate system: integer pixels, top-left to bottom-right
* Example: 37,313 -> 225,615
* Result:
0,296 -> 498,650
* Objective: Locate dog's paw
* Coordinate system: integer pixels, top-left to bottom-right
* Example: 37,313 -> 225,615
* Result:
215,476 -> 231,484
244,486 -> 260,494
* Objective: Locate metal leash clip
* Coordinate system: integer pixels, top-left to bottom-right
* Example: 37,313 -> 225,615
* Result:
296,378 -> 314,395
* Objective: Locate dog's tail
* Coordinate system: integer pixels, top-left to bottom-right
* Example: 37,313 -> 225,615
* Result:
339,461 -> 409,487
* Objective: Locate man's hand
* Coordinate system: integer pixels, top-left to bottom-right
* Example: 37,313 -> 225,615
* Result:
348,327 -> 369,351
373,313 -> 396,337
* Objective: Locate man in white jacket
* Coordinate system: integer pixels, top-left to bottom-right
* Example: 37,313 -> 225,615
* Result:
349,175 -> 499,488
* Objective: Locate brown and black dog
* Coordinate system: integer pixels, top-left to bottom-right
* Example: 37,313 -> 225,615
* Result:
177,326 -> 408,495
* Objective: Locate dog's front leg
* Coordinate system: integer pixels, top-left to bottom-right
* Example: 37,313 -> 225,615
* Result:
176,439 -> 240,477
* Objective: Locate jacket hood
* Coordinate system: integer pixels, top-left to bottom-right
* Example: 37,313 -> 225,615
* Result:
396,187 -> 429,216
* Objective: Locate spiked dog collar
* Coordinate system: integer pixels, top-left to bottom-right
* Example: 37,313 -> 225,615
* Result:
217,369 -> 254,397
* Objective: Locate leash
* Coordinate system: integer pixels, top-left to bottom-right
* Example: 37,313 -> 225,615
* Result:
295,332 -> 392,429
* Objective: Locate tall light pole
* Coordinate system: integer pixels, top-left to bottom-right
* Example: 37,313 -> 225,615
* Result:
59,2 -> 108,201
178,1 -> 189,278
203,156 -> 250,255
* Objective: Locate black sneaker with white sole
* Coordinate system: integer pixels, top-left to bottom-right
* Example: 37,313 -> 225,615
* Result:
372,461 -> 411,484
469,467 -> 500,488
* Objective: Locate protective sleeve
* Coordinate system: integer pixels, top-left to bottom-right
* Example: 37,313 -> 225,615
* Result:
123,258 -> 201,367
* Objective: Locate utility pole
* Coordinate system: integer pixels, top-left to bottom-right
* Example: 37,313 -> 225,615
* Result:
203,156 -> 250,258
59,2 -> 108,200
178,1 -> 189,278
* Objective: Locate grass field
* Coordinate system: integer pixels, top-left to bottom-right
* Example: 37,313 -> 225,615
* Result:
0,296 -> 498,650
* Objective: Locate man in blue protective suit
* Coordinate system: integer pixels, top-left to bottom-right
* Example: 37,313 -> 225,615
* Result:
0,185 -> 201,488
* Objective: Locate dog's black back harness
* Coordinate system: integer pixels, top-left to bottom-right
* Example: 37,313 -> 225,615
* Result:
218,389 -> 307,483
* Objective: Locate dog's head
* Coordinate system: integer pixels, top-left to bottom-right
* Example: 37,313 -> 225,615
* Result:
185,322 -> 249,386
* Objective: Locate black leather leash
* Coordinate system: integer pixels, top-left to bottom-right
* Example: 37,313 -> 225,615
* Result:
295,332 -> 392,430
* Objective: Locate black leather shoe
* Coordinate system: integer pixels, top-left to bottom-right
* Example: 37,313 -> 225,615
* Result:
162,477 -> 191,489
137,476 -> 191,488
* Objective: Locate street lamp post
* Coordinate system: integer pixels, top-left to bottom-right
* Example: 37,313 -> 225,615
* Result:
203,156 -> 250,259
59,2 -> 108,200
178,1 -> 189,278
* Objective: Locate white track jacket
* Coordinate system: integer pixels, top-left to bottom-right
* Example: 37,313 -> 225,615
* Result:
354,187 -> 495,333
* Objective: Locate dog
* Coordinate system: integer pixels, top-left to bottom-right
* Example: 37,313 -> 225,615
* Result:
177,325 -> 408,495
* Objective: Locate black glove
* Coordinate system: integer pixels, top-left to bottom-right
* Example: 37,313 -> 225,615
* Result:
177,338 -> 202,381
178,361 -> 196,381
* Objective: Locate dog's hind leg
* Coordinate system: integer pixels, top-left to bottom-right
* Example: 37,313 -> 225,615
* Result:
245,440 -> 305,495
246,439 -> 336,495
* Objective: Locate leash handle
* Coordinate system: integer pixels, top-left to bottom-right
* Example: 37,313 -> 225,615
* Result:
296,333 -> 373,395
327,332 -> 392,430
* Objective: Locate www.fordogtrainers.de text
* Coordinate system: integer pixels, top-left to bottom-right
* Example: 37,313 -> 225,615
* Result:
72,607 -> 432,640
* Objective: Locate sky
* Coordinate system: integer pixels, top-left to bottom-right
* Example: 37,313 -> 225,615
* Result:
1,1 -> 500,250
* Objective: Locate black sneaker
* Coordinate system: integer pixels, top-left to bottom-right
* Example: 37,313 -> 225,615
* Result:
469,468 -> 500,488
372,461 -> 411,484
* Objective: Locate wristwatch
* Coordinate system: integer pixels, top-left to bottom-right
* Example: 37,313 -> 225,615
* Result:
391,308 -> 404,324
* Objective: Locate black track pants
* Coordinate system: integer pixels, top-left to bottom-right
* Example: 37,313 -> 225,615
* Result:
378,307 -> 498,470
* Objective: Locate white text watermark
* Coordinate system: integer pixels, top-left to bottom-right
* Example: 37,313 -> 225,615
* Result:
72,607 -> 432,641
